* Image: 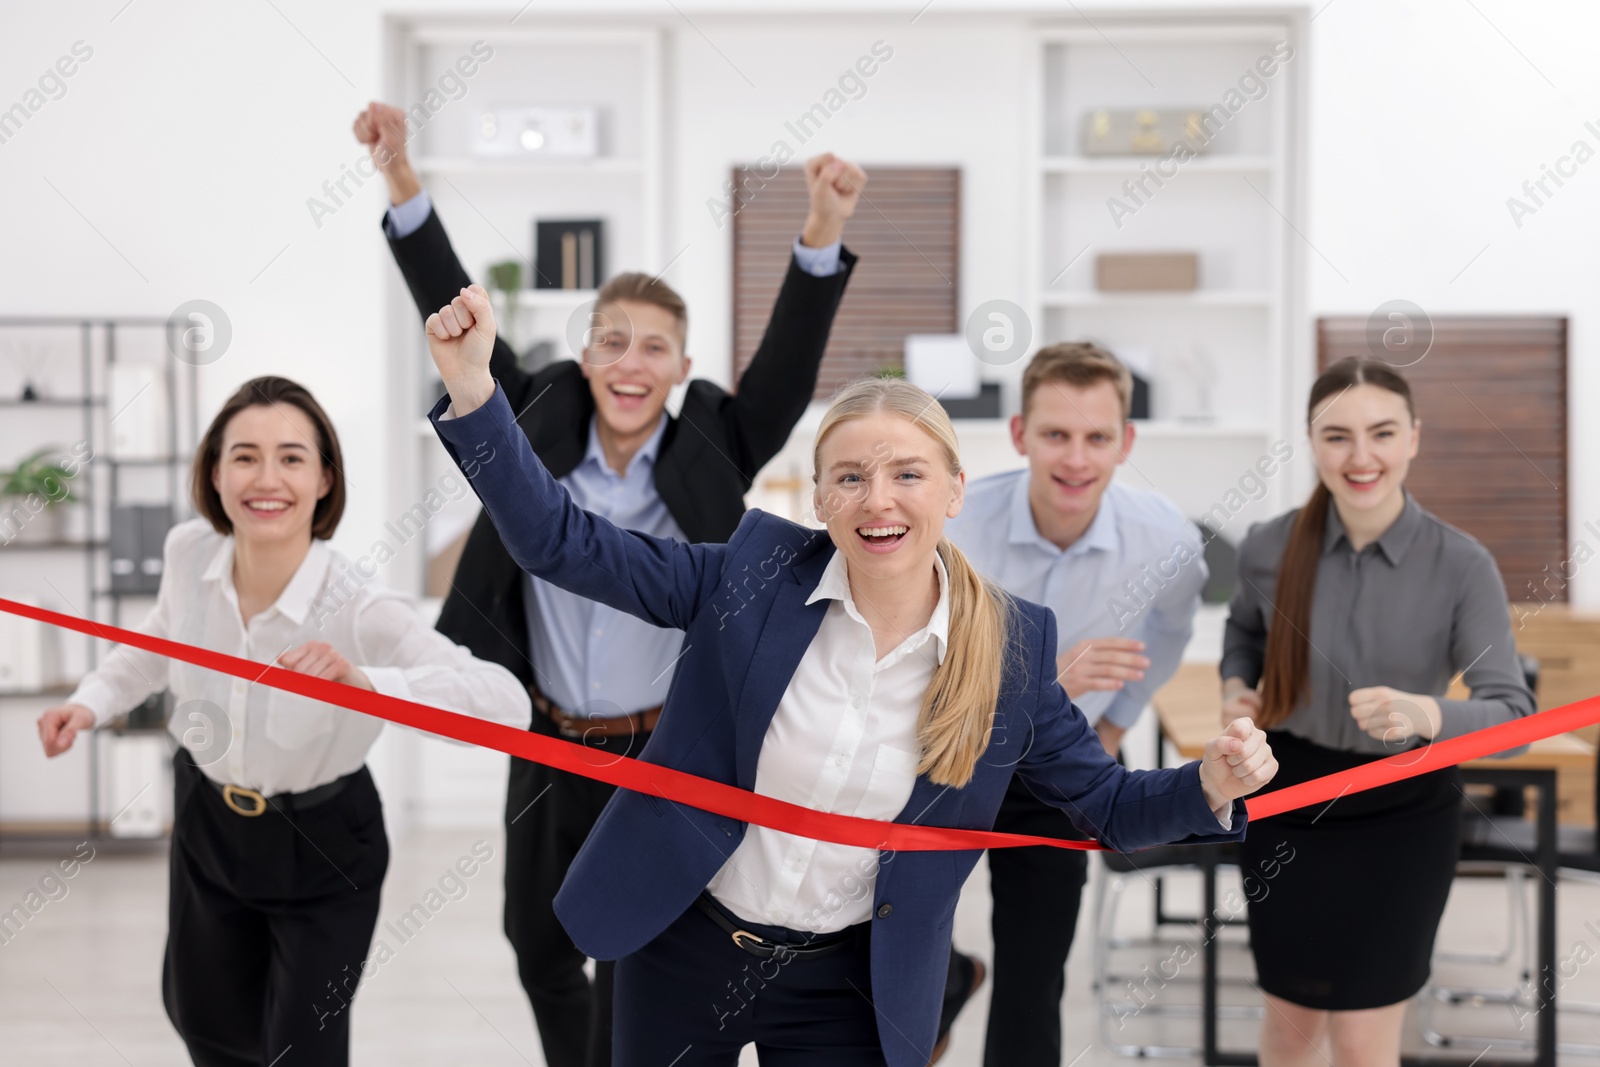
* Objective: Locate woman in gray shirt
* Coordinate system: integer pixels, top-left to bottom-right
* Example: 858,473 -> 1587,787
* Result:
1221,356 -> 1533,1066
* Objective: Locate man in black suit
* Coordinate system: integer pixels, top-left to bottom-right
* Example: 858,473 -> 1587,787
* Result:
354,102 -> 862,1067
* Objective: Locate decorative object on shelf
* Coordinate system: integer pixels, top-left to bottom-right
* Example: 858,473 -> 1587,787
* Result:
487,260 -> 524,350
1096,252 -> 1199,292
0,446 -> 79,544
109,504 -> 171,596
109,363 -> 169,459
904,334 -> 978,401
1160,343 -> 1217,422
487,259 -> 522,293
1080,108 -> 1211,157
873,366 -> 906,379
535,219 -> 604,290
3,337 -> 54,401
0,595 -> 62,693
473,105 -> 600,158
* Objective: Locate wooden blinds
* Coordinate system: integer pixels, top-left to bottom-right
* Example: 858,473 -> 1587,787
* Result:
731,165 -> 960,400
1316,316 -> 1568,602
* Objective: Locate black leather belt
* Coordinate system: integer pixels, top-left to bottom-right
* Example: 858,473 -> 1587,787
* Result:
206,774 -> 348,817
694,894 -> 856,961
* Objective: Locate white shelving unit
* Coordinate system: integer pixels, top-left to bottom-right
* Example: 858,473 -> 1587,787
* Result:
1042,154 -> 1276,174
1023,17 -> 1307,527
383,19 -> 666,586
380,17 -> 667,831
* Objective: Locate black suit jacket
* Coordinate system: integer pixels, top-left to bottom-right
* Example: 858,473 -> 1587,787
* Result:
384,207 -> 857,685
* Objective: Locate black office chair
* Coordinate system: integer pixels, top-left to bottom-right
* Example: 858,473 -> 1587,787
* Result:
1092,841 -> 1260,1057
1420,655 -> 1600,1057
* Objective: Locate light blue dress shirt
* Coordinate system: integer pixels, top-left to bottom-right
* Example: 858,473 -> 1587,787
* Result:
388,189 -> 842,715
524,415 -> 687,715
946,472 -> 1207,729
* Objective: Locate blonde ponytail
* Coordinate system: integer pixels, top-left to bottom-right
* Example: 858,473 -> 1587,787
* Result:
917,538 -> 1013,787
814,377 -> 1015,789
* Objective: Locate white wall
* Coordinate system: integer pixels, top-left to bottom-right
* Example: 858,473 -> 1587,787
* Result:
1301,0 -> 1600,600
2,0 -> 1596,825
5,0 -> 1591,584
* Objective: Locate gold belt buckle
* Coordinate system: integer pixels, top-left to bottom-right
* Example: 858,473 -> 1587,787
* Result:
731,929 -> 767,952
222,784 -> 268,817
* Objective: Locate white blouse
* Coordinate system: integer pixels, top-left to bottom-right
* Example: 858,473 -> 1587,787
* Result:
707,551 -> 949,934
66,519 -> 530,796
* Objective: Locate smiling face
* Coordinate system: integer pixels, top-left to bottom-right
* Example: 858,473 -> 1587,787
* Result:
813,411 -> 965,586
1011,378 -> 1132,529
579,298 -> 692,439
1309,382 -> 1419,516
210,404 -> 332,549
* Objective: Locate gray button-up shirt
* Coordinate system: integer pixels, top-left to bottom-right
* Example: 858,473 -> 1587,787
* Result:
1221,493 -> 1535,754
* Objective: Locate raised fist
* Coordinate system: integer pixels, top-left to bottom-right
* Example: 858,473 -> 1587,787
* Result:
800,153 -> 868,248
425,285 -> 498,415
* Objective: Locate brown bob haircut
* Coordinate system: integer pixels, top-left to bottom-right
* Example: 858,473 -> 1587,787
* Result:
1020,342 -> 1133,421
595,271 -> 689,348
191,376 -> 346,540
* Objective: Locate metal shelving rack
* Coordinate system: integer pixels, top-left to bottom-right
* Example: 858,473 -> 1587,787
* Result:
0,316 -> 198,842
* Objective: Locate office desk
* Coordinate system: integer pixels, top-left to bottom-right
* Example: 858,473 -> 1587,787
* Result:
1149,662 -> 1572,1067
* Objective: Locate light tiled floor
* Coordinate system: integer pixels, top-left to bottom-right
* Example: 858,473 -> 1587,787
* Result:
4,828 -> 1600,1065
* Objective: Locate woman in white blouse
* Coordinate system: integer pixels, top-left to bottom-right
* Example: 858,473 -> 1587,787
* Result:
35,375 -> 530,1067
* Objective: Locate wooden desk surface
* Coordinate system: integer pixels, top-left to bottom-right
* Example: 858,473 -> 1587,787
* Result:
1152,662 -> 1596,823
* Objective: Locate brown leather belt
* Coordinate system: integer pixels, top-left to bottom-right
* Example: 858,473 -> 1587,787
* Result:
530,683 -> 661,740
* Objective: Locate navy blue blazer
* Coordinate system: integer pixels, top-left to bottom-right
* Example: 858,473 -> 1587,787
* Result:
432,383 -> 1247,1067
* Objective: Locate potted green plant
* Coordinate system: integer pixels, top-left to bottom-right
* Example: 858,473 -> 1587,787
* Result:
487,259 -> 524,350
0,447 -> 78,544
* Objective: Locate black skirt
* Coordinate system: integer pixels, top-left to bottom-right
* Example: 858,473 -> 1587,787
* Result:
1242,730 -> 1462,1010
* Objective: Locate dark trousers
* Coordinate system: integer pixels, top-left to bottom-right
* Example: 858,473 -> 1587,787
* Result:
504,710 -> 652,1067
979,775 -> 1090,1067
164,752 -> 389,1067
613,897 -> 885,1066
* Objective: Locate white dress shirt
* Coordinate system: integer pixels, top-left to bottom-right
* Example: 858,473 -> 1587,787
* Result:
706,551 -> 949,934
66,519 -> 530,796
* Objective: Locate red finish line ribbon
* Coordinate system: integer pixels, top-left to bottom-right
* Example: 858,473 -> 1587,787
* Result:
3,596 -> 1593,851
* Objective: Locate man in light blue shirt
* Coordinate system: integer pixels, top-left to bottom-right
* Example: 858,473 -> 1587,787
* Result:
937,343 -> 1207,1066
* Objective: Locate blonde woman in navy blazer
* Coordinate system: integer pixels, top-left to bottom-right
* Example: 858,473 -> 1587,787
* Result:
423,285 -> 1276,1067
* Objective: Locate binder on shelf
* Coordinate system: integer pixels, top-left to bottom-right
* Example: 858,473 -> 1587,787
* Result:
0,595 -> 61,693
139,506 -> 169,584
535,220 -> 604,290
108,363 -> 168,459
104,731 -> 172,838
110,504 -> 171,596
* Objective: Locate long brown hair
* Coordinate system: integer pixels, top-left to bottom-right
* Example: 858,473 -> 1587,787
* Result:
1257,358 -> 1416,727
812,377 -> 1015,788
192,376 -> 346,540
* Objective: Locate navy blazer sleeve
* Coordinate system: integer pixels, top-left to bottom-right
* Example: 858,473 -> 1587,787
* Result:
431,383 -> 723,631
1015,609 -> 1248,853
